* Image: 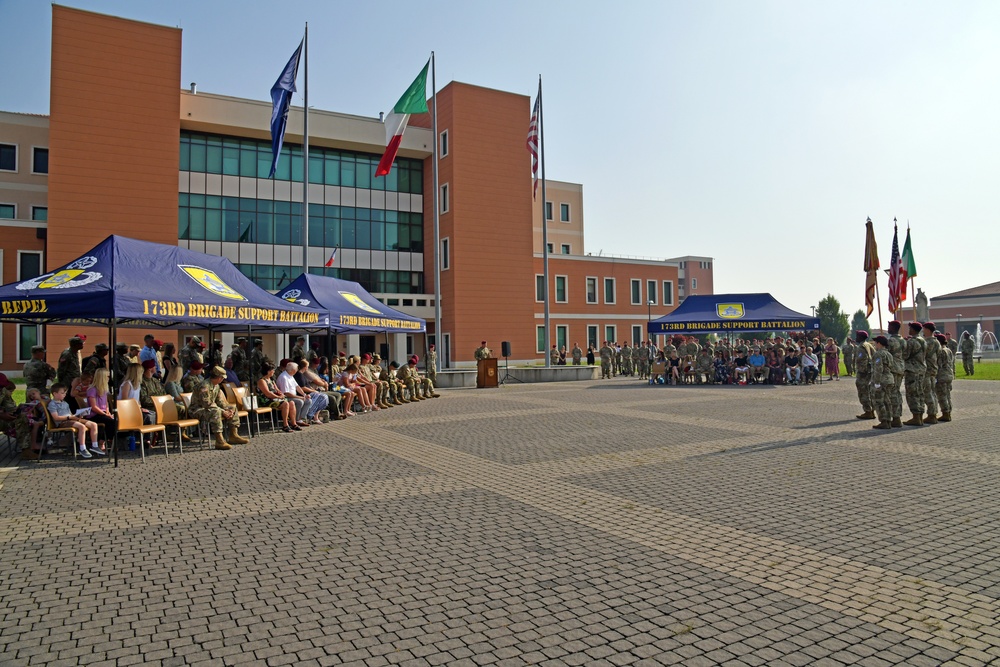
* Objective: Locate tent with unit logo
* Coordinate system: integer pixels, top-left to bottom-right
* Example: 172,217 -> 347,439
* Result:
278,273 -> 425,335
648,293 -> 820,335
0,235 -> 328,331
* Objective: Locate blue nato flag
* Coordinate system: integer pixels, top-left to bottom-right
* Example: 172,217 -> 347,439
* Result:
269,39 -> 304,178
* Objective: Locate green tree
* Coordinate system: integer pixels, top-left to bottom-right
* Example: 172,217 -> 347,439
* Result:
816,295 -> 850,343
851,309 -> 871,341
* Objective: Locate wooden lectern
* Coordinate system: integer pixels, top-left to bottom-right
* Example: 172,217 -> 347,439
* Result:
477,358 -> 498,388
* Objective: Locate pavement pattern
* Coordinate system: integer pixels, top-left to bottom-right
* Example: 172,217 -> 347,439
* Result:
1,377 -> 998,666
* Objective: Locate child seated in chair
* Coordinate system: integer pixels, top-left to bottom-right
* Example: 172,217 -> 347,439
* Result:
48,383 -> 102,458
16,388 -> 46,460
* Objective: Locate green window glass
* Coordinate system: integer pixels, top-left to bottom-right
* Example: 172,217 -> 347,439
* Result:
324,155 -> 340,185
206,144 -> 222,173
536,326 -> 546,353
239,148 -> 256,177
188,208 -> 206,240
273,148 -> 291,181
179,140 -> 190,171
309,155 -> 323,184
340,157 -> 355,187
255,211 -> 273,244
355,159 -> 371,189
178,207 -> 189,239
257,150 -> 272,179
290,151 -> 303,182
205,209 -> 222,241
189,143 -> 206,172
274,214 -> 291,245
324,218 -> 340,248
223,145 -> 239,175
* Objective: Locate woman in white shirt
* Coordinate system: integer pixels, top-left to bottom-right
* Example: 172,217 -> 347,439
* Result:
118,363 -> 142,401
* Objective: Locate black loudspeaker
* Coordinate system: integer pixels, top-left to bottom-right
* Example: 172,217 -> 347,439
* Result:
501,341 -> 512,357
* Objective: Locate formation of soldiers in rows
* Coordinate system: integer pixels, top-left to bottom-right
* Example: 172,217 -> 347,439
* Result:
851,321 -> 955,429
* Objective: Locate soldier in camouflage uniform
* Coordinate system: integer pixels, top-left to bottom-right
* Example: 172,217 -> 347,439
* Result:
870,336 -> 895,429
571,343 -> 582,366
902,322 -> 926,426
885,321 -> 906,428
933,333 -> 955,422
402,356 -> 439,398
425,344 -> 438,385
181,361 -> 206,394
636,342 -> 651,380
921,322 -> 941,424
598,341 -> 613,379
208,340 -> 225,369
190,366 -> 247,449
83,344 -> 109,377
959,331 -> 975,376
854,331 -> 876,419
383,361 -> 410,404
549,345 -> 560,366
474,342 -> 492,361
250,340 -> 267,380
0,374 -> 19,443
696,347 -> 713,384
138,360 -> 164,423
843,338 -> 856,376
619,343 -> 631,376
23,345 -> 56,397
290,337 -> 307,362
112,343 -> 130,385
359,354 -> 391,408
179,337 -> 204,374
57,336 -> 85,387
945,333 -> 959,356
230,338 -> 250,384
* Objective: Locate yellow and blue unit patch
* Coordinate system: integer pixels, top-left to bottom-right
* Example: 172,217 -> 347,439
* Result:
339,291 -> 381,314
179,266 -> 247,301
716,303 -> 745,319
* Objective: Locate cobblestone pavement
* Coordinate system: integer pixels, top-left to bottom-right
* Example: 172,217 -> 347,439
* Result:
1,378 -> 999,666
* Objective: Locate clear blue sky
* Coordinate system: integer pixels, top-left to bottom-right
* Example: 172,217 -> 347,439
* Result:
2,0 -> 998,319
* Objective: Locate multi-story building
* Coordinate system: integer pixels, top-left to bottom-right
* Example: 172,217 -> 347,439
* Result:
0,5 -> 714,374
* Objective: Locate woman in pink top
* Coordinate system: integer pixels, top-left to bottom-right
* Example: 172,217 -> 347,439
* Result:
85,368 -> 118,453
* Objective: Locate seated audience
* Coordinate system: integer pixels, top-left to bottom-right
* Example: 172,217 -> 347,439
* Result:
48,383 -> 101,459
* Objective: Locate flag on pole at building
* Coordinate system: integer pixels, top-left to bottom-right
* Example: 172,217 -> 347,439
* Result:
887,221 -> 902,314
375,60 -> 430,177
527,82 -> 541,199
899,226 -> 916,301
324,248 -> 338,268
268,39 -> 304,179
863,217 -> 880,317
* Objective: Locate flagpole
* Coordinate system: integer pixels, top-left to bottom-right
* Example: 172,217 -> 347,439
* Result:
431,52 -> 442,374
540,75 -> 550,368
874,273 -> 884,332
301,23 -> 310,349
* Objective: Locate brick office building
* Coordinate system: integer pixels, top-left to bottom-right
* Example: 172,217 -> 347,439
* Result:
0,6 -> 714,373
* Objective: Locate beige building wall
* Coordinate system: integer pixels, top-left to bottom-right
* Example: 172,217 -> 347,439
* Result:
533,180 -> 584,255
0,112 -> 50,223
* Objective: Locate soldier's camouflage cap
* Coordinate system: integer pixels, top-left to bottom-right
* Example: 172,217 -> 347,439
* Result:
210,366 -> 227,378
372,354 -> 381,361
31,345 -> 45,353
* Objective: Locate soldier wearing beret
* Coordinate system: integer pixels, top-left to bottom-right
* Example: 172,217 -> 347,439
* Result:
854,331 -> 876,419
921,322 -> 941,424
902,322 -> 927,426
885,321 -> 906,428
870,336 -> 895,430
934,333 -> 955,422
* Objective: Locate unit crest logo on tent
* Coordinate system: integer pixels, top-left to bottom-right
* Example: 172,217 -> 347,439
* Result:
339,291 -> 380,314
279,289 -> 311,306
15,256 -> 103,291
716,303 -> 745,319
179,266 -> 247,301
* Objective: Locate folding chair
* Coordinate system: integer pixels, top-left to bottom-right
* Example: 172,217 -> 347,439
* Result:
116,398 -> 166,462
151,395 -> 202,453
233,385 -> 274,435
39,399 -> 79,461
221,383 -> 251,439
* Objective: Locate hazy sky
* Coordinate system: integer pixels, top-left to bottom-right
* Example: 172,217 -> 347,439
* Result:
2,0 -> 997,317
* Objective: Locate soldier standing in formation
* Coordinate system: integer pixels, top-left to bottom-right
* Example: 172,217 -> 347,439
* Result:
571,342 -> 583,366
902,322 -> 926,426
549,345 -> 560,366
853,331 -> 876,420
23,345 -> 56,397
885,321 -> 906,428
843,337 -> 856,376
57,336 -> 85,387
870,336 -> 895,430
934,333 -> 955,422
598,341 -> 613,379
959,331 -> 975,376
474,341 -> 492,360
637,342 -> 651,380
190,366 -> 248,450
425,344 -> 438,385
290,336 -> 307,361
250,339 -> 267,380
921,323 -> 941,424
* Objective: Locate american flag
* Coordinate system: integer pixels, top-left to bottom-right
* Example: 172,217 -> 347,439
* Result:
887,221 -> 902,314
527,82 -> 540,199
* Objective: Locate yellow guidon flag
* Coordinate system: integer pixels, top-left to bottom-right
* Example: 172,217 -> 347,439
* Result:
178,266 -> 247,301
716,303 -> 745,319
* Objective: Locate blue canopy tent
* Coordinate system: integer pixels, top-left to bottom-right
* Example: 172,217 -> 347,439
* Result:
648,293 -> 820,335
0,235 -> 327,331
278,273 -> 425,335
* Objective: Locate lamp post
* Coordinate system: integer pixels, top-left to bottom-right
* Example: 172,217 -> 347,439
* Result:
648,300 -> 654,346
957,313 -> 962,337
810,305 -> 816,318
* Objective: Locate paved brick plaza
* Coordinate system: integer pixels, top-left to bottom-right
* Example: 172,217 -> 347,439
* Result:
1,377 -> 999,667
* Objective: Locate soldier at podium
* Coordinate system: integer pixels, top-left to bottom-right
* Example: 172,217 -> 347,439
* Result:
474,341 -> 492,360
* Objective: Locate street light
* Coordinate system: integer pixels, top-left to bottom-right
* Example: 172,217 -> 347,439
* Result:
810,305 -> 816,318
648,300 -> 655,345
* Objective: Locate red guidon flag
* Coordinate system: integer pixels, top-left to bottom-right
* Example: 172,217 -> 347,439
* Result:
375,61 -> 430,178
863,217 -> 880,317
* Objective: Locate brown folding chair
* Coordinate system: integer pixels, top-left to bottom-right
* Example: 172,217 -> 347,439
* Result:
233,385 -> 274,435
151,395 -> 202,453
39,399 -> 80,461
221,383 -> 251,438
116,398 -> 166,462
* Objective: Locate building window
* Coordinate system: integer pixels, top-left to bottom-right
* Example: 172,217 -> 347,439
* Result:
604,278 -> 616,304
440,183 -> 449,213
0,144 -> 15,172
545,201 -> 553,220
546,243 -> 553,253
555,275 -> 567,303
535,274 -> 545,302
586,277 -> 598,304
441,237 -> 450,270
32,206 -> 47,221
18,325 -> 40,363
663,280 -> 674,306
18,251 -> 43,280
556,325 -> 568,350
560,203 -> 570,222
0,204 -> 14,219
605,325 -> 617,343
692,277 -> 698,290
631,279 -> 641,305
32,147 -> 49,174
647,280 -> 657,305
587,325 -> 598,349
632,325 -> 642,345
439,130 -> 448,157
536,326 -> 546,353
560,244 -> 570,255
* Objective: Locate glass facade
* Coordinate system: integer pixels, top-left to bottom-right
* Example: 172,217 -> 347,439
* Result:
232,264 -> 423,294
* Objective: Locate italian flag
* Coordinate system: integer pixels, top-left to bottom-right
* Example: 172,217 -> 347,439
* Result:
899,227 -> 917,301
376,60 -> 430,177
